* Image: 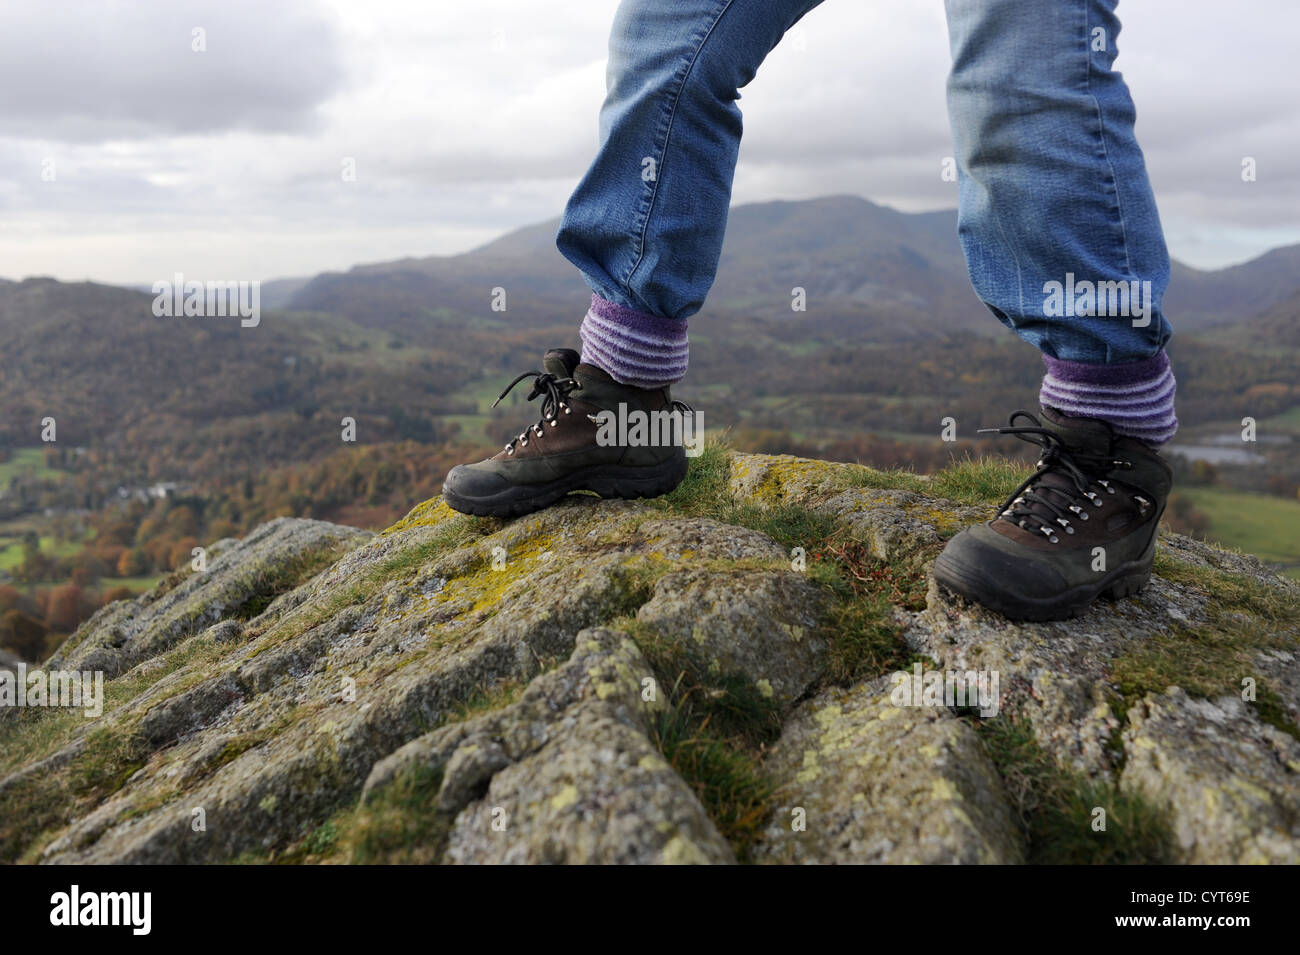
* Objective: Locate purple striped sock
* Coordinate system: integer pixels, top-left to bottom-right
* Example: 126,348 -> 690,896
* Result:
1040,350 -> 1178,447
579,293 -> 688,390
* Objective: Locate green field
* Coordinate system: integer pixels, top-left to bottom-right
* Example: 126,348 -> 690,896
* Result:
0,535 -> 84,572
1259,405 -> 1300,434
0,447 -> 59,484
1179,486 -> 1300,579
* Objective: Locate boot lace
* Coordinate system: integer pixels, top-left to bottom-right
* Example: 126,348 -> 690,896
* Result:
980,410 -> 1141,544
491,370 -> 580,454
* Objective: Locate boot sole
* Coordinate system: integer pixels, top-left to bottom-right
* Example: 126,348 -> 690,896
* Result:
442,454 -> 688,518
932,542 -> 1155,623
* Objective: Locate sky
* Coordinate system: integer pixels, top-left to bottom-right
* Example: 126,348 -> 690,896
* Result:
2,0 -> 1297,285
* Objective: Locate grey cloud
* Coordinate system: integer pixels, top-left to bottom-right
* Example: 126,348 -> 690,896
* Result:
0,0 -> 345,142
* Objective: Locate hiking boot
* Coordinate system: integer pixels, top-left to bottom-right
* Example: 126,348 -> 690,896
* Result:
441,348 -> 691,517
932,406 -> 1173,621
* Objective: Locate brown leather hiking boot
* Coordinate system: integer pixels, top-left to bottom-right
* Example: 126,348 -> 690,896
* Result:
441,348 -> 691,517
932,407 -> 1173,621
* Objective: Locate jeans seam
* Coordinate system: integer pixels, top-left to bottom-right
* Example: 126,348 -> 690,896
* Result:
1083,3 -> 1136,364
623,0 -> 738,298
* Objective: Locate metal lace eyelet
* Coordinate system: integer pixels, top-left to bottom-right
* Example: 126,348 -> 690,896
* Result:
506,447 -> 515,455
1069,505 -> 1088,520
1099,480 -> 1116,494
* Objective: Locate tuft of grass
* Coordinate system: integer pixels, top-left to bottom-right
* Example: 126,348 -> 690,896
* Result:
1111,553 -> 1300,741
973,714 -> 1176,864
655,440 -> 925,686
927,454 -> 1031,507
805,536 -> 926,684
331,764 -> 451,864
234,542 -> 354,621
653,712 -> 771,861
655,437 -> 732,513
0,721 -> 149,863
649,686 -> 775,862
444,680 -> 524,726
619,612 -> 780,861
260,764 -> 451,865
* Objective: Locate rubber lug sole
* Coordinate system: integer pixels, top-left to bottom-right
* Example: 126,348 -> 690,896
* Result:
932,556 -> 1153,622
442,454 -> 688,518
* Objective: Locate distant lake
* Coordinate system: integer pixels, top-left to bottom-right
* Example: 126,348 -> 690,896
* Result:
1167,443 -> 1265,465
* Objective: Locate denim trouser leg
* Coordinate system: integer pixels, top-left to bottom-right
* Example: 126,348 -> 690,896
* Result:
557,0 -> 826,323
944,0 -> 1173,365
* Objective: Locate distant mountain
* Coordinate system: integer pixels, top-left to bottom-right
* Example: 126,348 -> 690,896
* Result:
1194,287 -> 1300,350
1166,245 -> 1300,329
283,196 -> 987,340
278,195 -> 1300,341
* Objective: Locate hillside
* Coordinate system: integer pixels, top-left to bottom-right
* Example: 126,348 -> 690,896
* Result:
3,447 -> 1297,864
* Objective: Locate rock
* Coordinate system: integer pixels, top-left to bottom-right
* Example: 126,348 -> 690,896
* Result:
1120,688 -> 1300,864
905,572 -> 1214,775
48,517 -> 372,678
3,450 -> 1296,866
823,488 -> 986,562
635,569 -> 827,706
409,628 -> 734,865
753,677 -> 1021,864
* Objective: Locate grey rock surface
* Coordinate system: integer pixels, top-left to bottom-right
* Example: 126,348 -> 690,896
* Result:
2,452 -> 1296,865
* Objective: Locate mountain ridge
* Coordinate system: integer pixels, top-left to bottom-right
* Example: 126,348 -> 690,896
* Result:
275,195 -> 1300,334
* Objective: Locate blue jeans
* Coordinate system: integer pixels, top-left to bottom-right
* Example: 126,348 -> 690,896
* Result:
556,0 -> 1172,365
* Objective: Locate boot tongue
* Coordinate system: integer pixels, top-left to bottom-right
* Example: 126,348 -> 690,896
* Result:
543,348 -> 580,379
1040,405 -> 1114,460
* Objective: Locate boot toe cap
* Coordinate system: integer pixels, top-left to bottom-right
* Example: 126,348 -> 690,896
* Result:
933,524 -> 1069,605
442,462 -> 511,501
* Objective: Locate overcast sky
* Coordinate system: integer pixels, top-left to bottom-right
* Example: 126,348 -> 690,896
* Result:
2,0 -> 1297,285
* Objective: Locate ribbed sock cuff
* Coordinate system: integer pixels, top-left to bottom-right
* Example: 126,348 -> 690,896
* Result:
579,293 -> 689,389
1040,350 -> 1178,446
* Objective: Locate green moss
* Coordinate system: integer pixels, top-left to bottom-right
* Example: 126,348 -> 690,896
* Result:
334,763 -> 451,863
0,629 -> 231,778
649,699 -> 774,863
429,530 -> 558,617
1110,552 -> 1300,740
0,720 -> 149,863
619,611 -> 781,862
233,542 -> 352,621
972,714 -> 1176,864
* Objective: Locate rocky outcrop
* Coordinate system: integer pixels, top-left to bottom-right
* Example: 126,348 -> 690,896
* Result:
753,677 -> 1022,864
2,450 -> 1296,865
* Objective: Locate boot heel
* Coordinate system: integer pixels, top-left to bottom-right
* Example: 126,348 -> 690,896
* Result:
1101,569 -> 1151,601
